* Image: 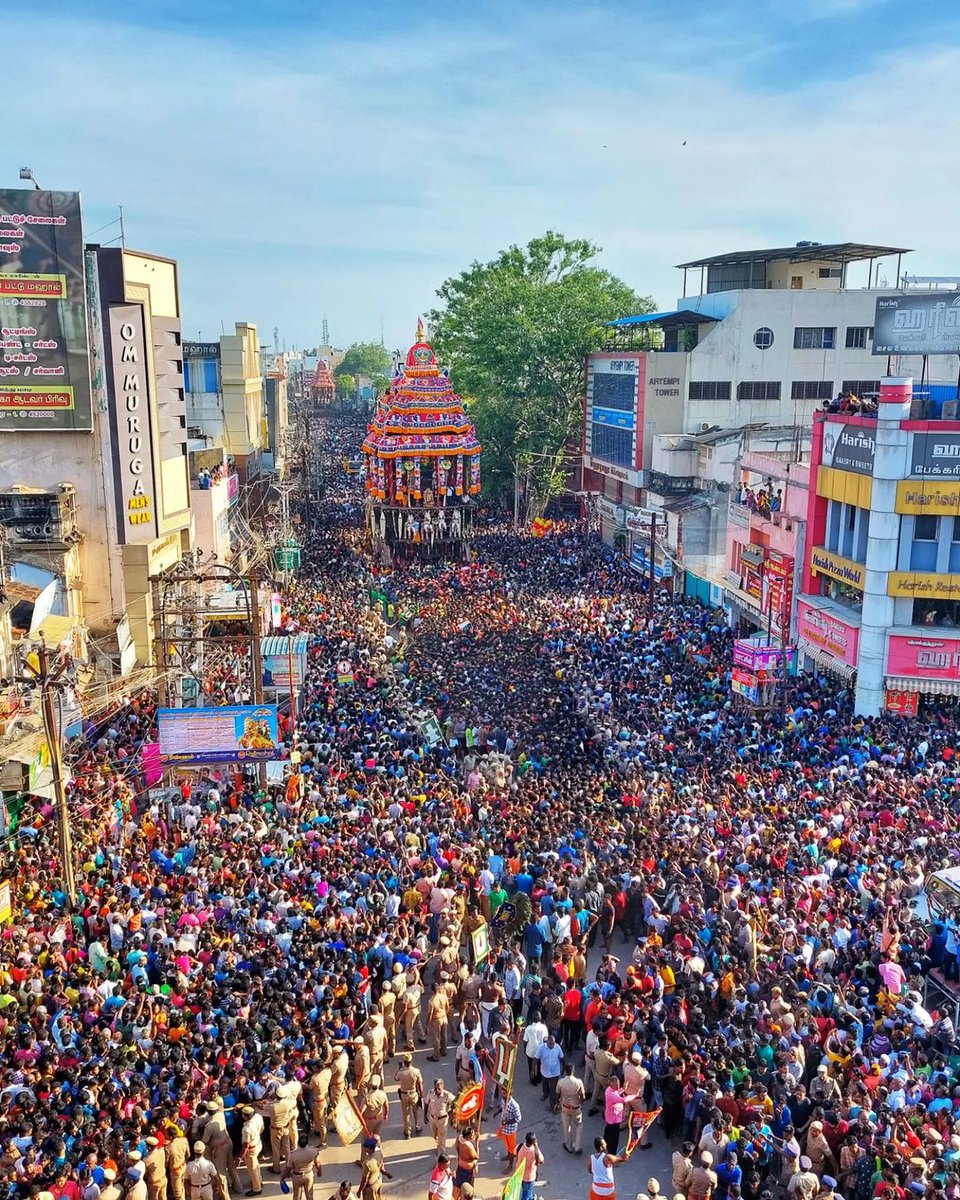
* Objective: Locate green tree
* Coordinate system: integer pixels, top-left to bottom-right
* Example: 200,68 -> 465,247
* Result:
335,372 -> 356,397
429,231 -> 652,517
370,372 -> 391,396
338,341 -> 391,379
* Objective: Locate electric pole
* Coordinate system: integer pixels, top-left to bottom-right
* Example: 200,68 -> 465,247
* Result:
19,642 -> 77,910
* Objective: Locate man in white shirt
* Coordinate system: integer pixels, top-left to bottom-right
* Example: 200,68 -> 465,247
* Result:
522,1016 -> 548,1085
537,1034 -> 564,1111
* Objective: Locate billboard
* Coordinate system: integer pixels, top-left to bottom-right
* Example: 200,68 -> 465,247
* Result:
182,341 -> 220,359
821,422 -> 875,476
874,293 -> 960,357
158,704 -> 280,764
910,432 -> 960,479
0,189 -> 92,431
584,353 -> 644,485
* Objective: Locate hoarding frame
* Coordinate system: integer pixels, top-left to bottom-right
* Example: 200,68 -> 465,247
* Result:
157,704 -> 280,765
0,188 -> 93,431
874,292 -> 960,357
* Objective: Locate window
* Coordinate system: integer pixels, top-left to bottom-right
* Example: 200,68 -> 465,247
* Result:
818,267 -> 843,279
736,381 -> 781,401
790,276 -> 804,289
845,326 -> 874,349
753,327 -> 775,350
842,379 -> 881,397
202,359 -> 219,392
688,381 -> 731,401
794,326 -> 836,350
911,514 -> 938,571
791,380 -> 833,401
183,360 -> 192,393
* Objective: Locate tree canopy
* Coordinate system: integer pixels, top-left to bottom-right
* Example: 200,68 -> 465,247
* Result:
337,341 -> 391,379
334,372 -> 356,396
428,232 -> 652,517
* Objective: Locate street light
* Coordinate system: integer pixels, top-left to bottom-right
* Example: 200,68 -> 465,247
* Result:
18,167 -> 41,190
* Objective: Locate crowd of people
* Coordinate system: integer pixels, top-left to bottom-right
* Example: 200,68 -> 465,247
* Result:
1,410 -> 960,1200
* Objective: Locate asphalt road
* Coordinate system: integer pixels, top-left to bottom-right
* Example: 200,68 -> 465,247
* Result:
254,953 -> 675,1200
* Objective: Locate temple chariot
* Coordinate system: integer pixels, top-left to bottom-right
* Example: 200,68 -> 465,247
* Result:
361,322 -> 481,561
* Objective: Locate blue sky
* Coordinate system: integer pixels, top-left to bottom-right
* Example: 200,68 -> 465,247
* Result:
9,0 -> 959,351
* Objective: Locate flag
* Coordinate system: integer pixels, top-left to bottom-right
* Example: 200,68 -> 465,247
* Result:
453,1081 -> 485,1126
331,1092 -> 365,1146
625,1107 -> 662,1155
501,1162 -> 524,1200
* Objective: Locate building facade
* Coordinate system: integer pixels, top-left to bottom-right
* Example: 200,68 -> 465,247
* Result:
797,377 -> 960,714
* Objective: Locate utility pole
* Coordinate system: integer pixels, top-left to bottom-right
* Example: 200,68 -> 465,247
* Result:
648,512 -> 658,626
249,573 -> 267,787
21,643 -> 76,910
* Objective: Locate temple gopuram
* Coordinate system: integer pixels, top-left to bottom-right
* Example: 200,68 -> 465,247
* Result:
361,321 -> 481,560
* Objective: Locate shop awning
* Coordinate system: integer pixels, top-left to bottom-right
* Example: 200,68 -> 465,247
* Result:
740,545 -> 764,566
886,675 -> 960,697
797,637 -> 857,681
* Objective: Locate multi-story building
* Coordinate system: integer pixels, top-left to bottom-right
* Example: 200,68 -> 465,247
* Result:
0,184 -> 194,671
185,322 -> 266,484
796,377 -> 960,715
584,240 -> 960,583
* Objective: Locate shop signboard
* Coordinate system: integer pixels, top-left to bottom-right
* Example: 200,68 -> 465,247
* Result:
874,292 -> 960,357
884,690 -> 919,717
821,422 -> 875,476
886,634 -> 960,682
761,550 -> 794,631
796,601 -> 860,667
896,479 -> 960,512
810,547 -> 865,590
158,704 -> 280,764
731,667 -> 759,703
0,188 -> 92,430
909,432 -> 960,480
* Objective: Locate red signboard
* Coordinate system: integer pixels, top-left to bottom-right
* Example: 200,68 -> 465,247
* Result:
887,634 -> 960,682
885,689 -> 919,717
761,551 -> 794,633
796,600 -> 860,668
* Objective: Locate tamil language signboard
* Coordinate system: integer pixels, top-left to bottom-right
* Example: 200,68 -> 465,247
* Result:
0,189 -> 92,430
158,704 -> 280,765
874,292 -> 960,357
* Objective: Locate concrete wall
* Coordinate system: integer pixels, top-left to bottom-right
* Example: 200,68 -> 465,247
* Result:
679,288 -> 960,433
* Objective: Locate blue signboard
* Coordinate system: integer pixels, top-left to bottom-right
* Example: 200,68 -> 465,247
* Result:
158,704 -> 280,764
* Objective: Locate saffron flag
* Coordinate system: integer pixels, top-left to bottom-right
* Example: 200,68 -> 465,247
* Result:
625,1107 -> 662,1155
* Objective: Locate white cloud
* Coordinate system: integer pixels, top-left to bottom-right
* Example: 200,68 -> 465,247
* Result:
5,7 -> 958,346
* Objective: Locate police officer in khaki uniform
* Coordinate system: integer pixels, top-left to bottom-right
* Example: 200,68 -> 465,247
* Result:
424,1079 -> 454,1152
361,1076 -> 389,1138
330,1047 -> 349,1113
426,987 -> 450,1061
282,1135 -> 322,1200
393,1054 -> 424,1138
268,1090 -> 296,1175
377,983 -> 397,1060
364,1016 -> 387,1080
144,1137 -> 168,1200
100,1168 -> 122,1200
166,1130 -> 190,1200
201,1098 -> 241,1200
556,1063 -> 586,1154
240,1106 -> 264,1197
127,1165 -> 149,1200
185,1144 -> 218,1200
352,1039 -> 371,1100
401,973 -> 424,1050
309,1057 -> 333,1148
588,1045 -> 620,1112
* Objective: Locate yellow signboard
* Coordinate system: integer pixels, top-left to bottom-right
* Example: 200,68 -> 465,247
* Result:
888,572 -> 960,599
896,480 -> 960,515
0,881 -> 12,924
809,547 -> 865,589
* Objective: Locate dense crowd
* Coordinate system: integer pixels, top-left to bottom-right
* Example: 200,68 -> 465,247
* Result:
0,411 -> 959,1200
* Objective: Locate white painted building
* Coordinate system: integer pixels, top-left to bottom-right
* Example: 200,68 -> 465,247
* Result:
605,242 -> 960,439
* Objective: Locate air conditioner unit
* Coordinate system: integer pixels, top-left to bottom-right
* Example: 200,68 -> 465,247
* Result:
699,422 -> 712,433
